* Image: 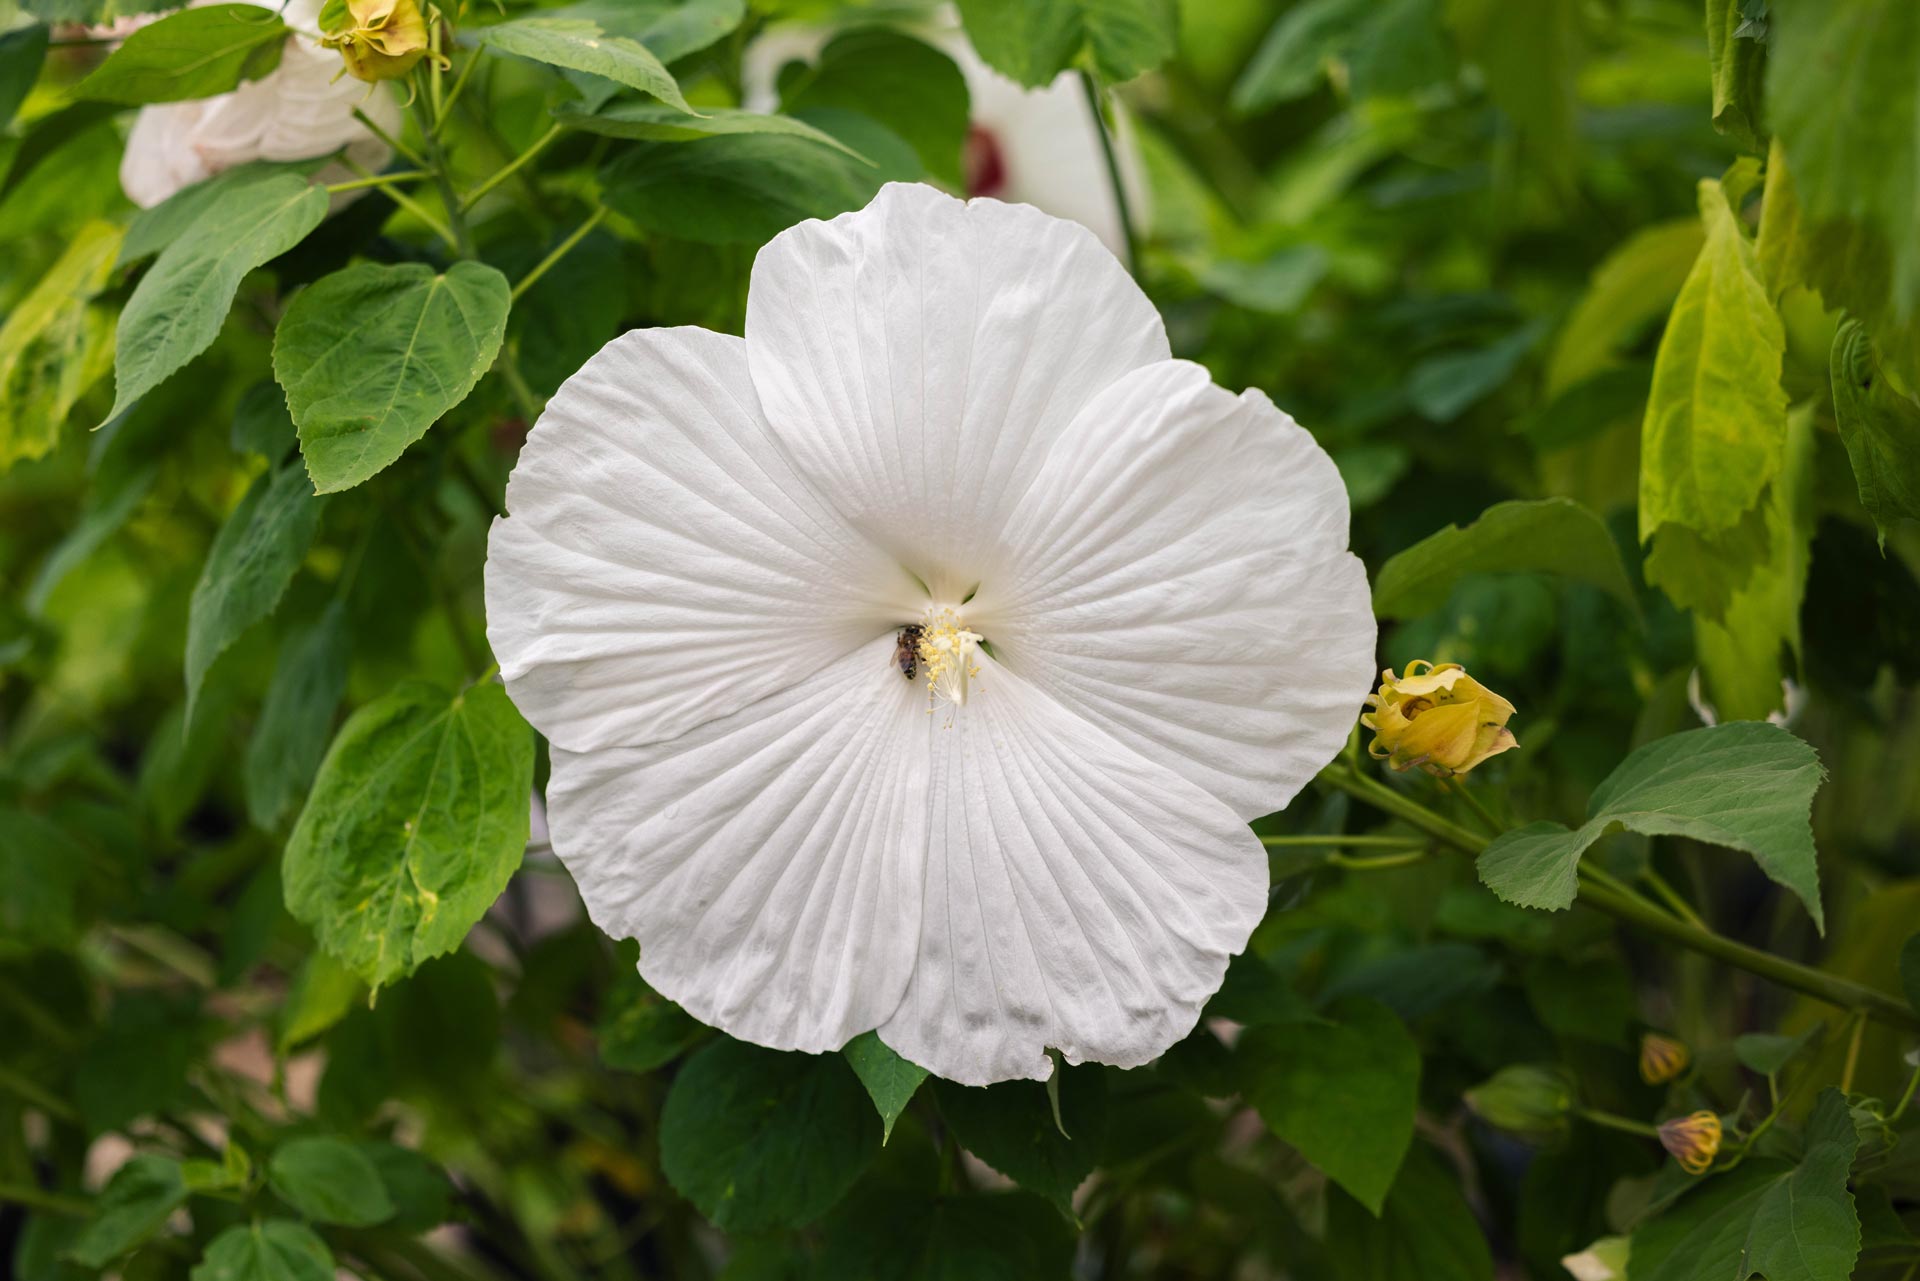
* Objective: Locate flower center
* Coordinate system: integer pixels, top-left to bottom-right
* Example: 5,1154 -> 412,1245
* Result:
900,606 -> 984,712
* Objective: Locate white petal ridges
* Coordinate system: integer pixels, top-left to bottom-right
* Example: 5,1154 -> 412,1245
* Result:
877,664 -> 1268,1086
485,327 -> 922,753
544,636 -> 930,1053
971,360 -> 1377,821
744,182 -> 1168,600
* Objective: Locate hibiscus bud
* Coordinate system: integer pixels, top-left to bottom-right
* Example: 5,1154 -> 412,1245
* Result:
1463,1064 -> 1575,1140
1658,1110 -> 1722,1174
320,0 -> 442,83
1639,1032 -> 1690,1085
1360,660 -> 1518,777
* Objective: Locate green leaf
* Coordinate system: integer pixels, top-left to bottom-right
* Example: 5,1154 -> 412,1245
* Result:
955,0 -> 1175,88
184,462 -> 322,725
1639,177 -> 1787,546
273,260 -> 509,494
190,1221 -> 333,1281
1405,323 -> 1541,423
1830,318 -> 1920,547
1706,0 -> 1766,152
553,99 -> 867,160
1445,0 -> 1580,189
244,603 -> 349,831
596,973 -> 705,1073
1477,722 -> 1826,928
359,1142 -> 454,1234
276,948 -> 360,1054
0,24 -> 49,132
120,162 -> 317,266
1546,218 -> 1704,396
267,1137 -> 395,1227
933,1065 -> 1106,1216
69,1155 -> 188,1267
601,132 -> 891,245
107,172 -> 327,426
1630,1090 -> 1859,1281
1733,1024 -> 1819,1076
1230,0 -> 1368,113
1199,246 -> 1330,315
0,220 -> 120,472
1324,1143 -> 1493,1280
76,4 -> 286,105
842,1032 -> 928,1145
283,680 -> 533,990
477,15 -> 692,114
0,807 -> 83,958
1768,0 -> 1920,333
230,379 -> 297,460
779,30 -> 969,185
1240,998 -> 1419,1215
659,1037 -> 879,1231
818,1182 -> 1076,1279
1372,498 -> 1638,618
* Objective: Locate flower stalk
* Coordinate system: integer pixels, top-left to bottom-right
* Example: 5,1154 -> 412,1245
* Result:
1078,71 -> 1138,276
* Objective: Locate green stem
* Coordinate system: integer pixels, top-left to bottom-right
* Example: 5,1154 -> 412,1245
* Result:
1889,1063 -> 1920,1123
355,105 -> 426,168
345,156 -> 457,251
1643,868 -> 1709,930
1329,849 -> 1431,871
1445,776 -> 1503,836
0,1183 -> 90,1217
434,48 -> 484,139
1259,834 -> 1428,849
511,206 -> 608,303
1578,1108 -> 1661,1139
1077,71 -> 1139,275
1319,764 -> 1920,1033
325,169 -> 429,195
495,345 -> 544,421
462,123 -> 562,213
1840,1011 -> 1867,1093
409,85 -> 474,258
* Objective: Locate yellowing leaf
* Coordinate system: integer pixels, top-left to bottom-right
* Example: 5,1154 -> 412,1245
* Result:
0,220 -> 121,471
1547,219 -> 1703,397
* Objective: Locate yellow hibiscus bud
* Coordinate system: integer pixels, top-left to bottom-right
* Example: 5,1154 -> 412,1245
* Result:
1657,1110 -> 1721,1175
1639,1032 -> 1690,1085
320,0 -> 446,83
1359,660 -> 1517,777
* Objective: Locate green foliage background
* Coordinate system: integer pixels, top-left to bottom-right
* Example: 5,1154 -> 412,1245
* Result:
1,0 -> 1919,1278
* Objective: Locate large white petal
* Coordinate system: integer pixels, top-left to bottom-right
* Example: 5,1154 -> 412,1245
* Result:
744,181 -> 1169,601
878,662 -> 1267,1085
545,636 -> 930,1053
969,360 -> 1376,821
486,327 -> 921,752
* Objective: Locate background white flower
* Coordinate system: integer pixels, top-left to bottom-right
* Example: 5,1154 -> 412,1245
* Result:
118,0 -> 402,208
742,12 -> 1149,257
485,183 -> 1375,1085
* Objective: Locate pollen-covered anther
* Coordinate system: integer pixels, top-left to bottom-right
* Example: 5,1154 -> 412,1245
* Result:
917,607 -> 984,710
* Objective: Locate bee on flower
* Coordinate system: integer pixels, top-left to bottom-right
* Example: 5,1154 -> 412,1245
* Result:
1361,660 -> 1517,777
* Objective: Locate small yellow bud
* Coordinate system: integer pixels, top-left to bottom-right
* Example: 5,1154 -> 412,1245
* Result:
1639,1032 -> 1690,1085
321,0 -> 445,83
1657,1110 -> 1721,1174
1360,660 -> 1517,777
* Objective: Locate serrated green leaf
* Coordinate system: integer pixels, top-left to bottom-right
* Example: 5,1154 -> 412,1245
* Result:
120,162 -> 317,267
477,15 -> 692,114
230,379 -> 297,461
184,462 -> 322,726
1707,0 -> 1766,152
1477,722 -> 1826,928
1372,497 -> 1637,618
553,99 -> 867,160
1769,0 -> 1920,336
267,1137 -> 394,1227
274,260 -> 510,494
69,1155 -> 188,1267
244,602 -> 349,831
107,173 -> 327,426
596,973 -> 705,1073
1240,998 -> 1418,1215
1324,1143 -> 1493,1278
0,220 -> 120,472
956,0 -> 1174,88
780,30 -> 969,184
190,1221 -> 333,1281
932,1064 -> 1106,1216
601,132 -> 891,245
283,680 -> 533,990
1546,218 -> 1703,396
536,0 -> 743,65
659,1037 -> 878,1231
842,1032 -> 928,1145
1631,1090 -> 1859,1281
76,4 -> 285,104
1830,318 -> 1920,547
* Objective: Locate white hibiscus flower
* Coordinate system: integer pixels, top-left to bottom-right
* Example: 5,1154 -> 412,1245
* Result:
118,0 -> 402,209
742,13 -> 1149,257
484,183 -> 1375,1085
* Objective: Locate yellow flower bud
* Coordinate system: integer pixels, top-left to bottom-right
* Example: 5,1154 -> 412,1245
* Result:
1360,660 -> 1518,777
1639,1032 -> 1690,1085
321,0 -> 445,83
1657,1110 -> 1721,1174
